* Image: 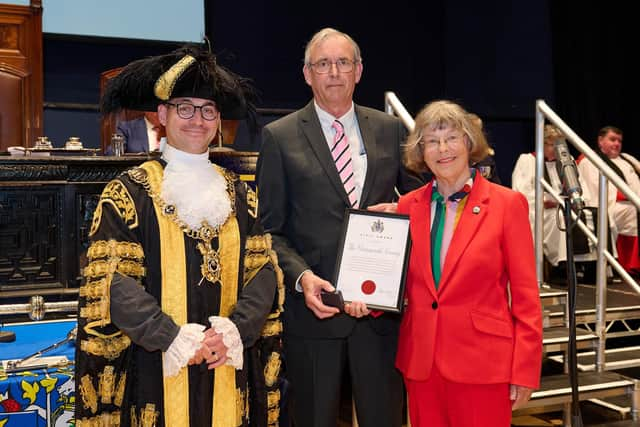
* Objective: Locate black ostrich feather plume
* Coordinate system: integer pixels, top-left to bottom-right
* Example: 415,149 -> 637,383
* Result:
100,44 -> 258,128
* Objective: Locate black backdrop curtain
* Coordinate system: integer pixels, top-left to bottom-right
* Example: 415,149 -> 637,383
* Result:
550,2 -> 639,158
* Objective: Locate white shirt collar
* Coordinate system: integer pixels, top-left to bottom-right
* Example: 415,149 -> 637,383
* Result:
144,117 -> 154,131
313,101 -> 356,129
162,144 -> 210,168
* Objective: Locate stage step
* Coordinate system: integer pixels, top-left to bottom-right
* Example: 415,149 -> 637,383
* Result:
540,286 -> 568,306
540,286 -> 568,328
542,283 -> 640,326
543,326 -> 597,352
588,420 -> 640,427
588,394 -> 633,419
548,346 -> 640,371
516,372 -> 636,413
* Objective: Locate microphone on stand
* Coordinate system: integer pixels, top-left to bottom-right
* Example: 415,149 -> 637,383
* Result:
554,138 -> 585,212
554,137 -> 586,426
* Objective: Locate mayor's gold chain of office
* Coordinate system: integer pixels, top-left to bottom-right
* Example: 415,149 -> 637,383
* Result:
128,166 -> 236,284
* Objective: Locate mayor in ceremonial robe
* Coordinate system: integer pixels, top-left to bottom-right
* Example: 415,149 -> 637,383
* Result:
75,45 -> 284,427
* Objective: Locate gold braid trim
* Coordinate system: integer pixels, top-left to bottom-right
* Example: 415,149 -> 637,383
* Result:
246,183 -> 258,219
79,374 -> 98,414
81,240 -> 144,340
236,388 -> 246,426
84,259 -> 145,279
81,335 -> 131,360
245,388 -> 251,425
99,365 -> 115,405
266,234 -> 285,318
87,240 -> 145,261
154,54 -> 196,100
80,299 -> 110,323
244,257 -> 269,285
267,390 -> 281,409
76,411 -> 121,427
128,404 -> 158,427
261,319 -> 283,337
243,233 -> 285,320
79,278 -> 108,299
245,233 -> 270,253
264,351 -> 282,388
114,372 -> 126,407
90,180 -> 138,236
268,406 -> 280,426
244,234 -> 283,298
140,403 -> 159,427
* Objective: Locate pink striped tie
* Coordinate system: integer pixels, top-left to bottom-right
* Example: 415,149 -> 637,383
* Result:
331,120 -> 358,207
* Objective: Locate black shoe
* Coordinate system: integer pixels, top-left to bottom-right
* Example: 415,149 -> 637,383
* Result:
577,261 -> 597,284
545,262 -> 567,285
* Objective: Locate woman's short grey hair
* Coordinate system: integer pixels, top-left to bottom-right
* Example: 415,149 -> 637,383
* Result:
404,100 -> 490,174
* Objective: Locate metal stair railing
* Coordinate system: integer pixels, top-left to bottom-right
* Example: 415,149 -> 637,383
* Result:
536,100 -> 640,374
385,92 -> 415,131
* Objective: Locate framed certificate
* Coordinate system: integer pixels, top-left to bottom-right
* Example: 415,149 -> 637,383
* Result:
333,209 -> 411,313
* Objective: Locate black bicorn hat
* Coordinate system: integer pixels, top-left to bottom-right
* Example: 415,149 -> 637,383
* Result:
100,44 -> 257,121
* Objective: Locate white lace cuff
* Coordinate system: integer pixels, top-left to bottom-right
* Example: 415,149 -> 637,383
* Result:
163,323 -> 206,378
208,316 -> 243,369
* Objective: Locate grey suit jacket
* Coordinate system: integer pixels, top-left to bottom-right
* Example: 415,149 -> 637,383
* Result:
257,101 -> 422,338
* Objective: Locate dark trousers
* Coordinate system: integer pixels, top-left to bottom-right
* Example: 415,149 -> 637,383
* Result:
284,319 -> 403,427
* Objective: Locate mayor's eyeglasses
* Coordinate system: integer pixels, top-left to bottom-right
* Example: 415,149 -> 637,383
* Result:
166,102 -> 219,121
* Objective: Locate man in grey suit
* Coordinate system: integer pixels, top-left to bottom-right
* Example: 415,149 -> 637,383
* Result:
257,28 -> 422,427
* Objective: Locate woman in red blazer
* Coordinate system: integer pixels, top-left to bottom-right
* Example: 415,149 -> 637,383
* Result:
396,100 -> 542,427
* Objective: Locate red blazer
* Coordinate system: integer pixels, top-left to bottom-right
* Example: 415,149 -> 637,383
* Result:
396,174 -> 542,389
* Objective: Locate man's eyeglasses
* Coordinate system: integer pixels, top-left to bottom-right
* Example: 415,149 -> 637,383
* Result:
308,58 -> 358,74
166,102 -> 219,121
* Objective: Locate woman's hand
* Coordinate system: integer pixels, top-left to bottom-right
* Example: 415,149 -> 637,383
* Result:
344,301 -> 370,318
510,384 -> 533,409
367,202 -> 398,213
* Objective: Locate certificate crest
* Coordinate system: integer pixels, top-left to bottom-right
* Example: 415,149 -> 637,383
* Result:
370,219 -> 384,233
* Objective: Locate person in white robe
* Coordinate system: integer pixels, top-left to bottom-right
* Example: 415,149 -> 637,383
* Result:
578,126 -> 640,274
512,124 -> 596,269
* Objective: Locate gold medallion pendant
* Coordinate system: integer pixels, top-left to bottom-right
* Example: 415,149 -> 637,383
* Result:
196,222 -> 222,284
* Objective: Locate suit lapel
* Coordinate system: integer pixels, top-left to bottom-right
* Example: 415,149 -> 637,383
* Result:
437,175 -> 490,290
410,184 -> 438,299
356,105 -> 378,206
299,102 -> 351,206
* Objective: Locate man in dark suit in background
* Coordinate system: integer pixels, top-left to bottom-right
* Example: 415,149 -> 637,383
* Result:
257,28 -> 422,427
106,111 -> 165,154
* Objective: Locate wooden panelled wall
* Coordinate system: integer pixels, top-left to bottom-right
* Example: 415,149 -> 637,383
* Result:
0,1 -> 43,152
